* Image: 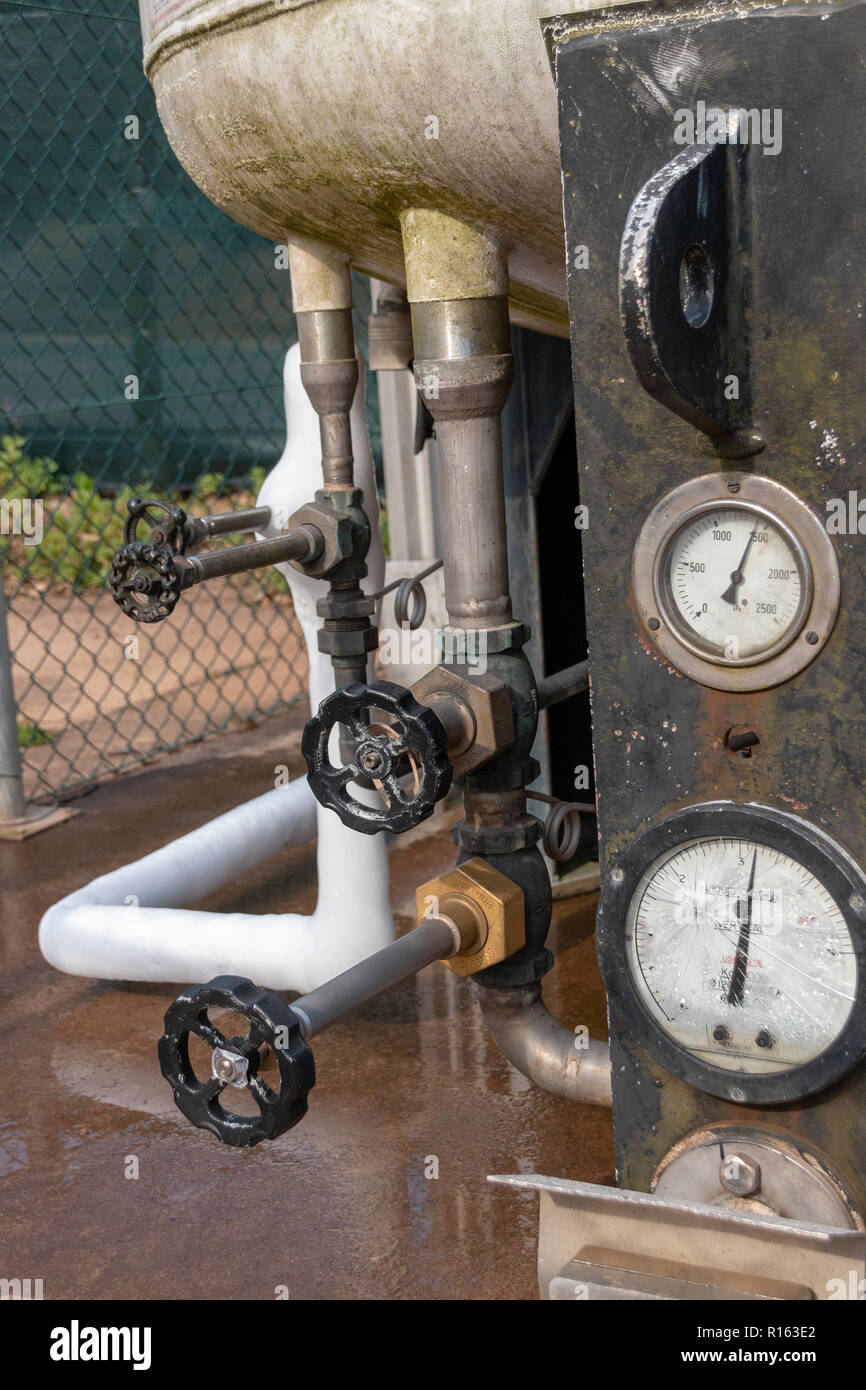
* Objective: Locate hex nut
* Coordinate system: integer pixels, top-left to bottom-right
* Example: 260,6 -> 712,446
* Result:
439,622 -> 530,660
288,502 -> 353,578
719,1153 -> 761,1197
212,1047 -> 249,1088
416,857 -> 525,977
410,666 -> 515,777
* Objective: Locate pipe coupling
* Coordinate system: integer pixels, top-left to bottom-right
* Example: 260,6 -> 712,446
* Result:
416,858 -> 525,978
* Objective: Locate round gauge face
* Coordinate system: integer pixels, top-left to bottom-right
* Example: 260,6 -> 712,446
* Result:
632,475 -> 841,692
624,836 -> 856,1077
657,503 -> 810,663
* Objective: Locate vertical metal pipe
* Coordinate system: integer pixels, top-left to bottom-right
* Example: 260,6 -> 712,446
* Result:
399,214 -> 515,632
0,567 -> 26,822
398,211 -> 552,992
286,239 -> 376,696
409,301 -> 515,629
288,240 -> 358,492
294,308 -> 358,490
434,412 -> 512,628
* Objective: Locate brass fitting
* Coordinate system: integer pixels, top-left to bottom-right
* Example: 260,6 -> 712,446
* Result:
415,857 -> 525,977
410,666 -> 515,778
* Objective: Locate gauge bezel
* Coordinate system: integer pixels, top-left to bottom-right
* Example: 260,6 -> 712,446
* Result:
597,802 -> 866,1105
632,473 -> 840,691
656,499 -> 812,665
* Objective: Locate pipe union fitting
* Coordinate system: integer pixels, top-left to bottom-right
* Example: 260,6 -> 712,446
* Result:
413,354 -> 514,422
416,858 -> 525,978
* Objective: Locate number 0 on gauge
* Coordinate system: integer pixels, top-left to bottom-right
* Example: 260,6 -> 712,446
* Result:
632,473 -> 840,690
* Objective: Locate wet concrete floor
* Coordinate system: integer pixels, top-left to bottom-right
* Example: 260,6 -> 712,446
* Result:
0,709 -> 614,1300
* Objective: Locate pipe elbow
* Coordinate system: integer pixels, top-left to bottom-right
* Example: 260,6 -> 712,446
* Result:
478,981 -> 612,1108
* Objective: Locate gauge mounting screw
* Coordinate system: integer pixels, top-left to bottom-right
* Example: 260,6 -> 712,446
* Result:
720,1154 -> 761,1197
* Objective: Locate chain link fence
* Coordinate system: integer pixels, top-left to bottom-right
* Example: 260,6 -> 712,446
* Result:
1,0 -> 376,806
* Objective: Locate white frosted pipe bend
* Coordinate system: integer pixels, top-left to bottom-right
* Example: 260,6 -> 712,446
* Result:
37,779 -> 325,986
39,767 -> 396,993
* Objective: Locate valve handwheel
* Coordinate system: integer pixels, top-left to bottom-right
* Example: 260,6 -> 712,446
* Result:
302,679 -> 451,834
123,496 -> 189,553
158,975 -> 315,1147
109,497 -> 191,623
109,540 -> 182,623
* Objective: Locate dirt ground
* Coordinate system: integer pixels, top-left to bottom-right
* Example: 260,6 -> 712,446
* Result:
0,707 -> 614,1300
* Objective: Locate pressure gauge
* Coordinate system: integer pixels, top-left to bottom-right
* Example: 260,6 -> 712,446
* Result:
632,474 -> 840,690
597,804 -> 866,1105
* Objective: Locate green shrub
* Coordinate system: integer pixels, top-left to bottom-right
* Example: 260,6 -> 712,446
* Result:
1,436 -> 286,597
0,434 -> 65,498
18,718 -> 53,747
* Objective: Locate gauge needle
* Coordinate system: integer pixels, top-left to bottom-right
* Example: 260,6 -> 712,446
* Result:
727,847 -> 758,1006
721,529 -> 756,606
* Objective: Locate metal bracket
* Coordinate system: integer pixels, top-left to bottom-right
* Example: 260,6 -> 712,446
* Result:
619,138 -> 761,456
489,1174 -> 865,1301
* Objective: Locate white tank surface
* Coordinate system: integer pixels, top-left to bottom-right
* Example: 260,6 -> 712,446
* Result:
138,0 -> 616,335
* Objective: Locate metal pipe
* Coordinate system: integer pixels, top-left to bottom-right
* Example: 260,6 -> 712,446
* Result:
178,526 -> 321,587
0,567 -> 25,823
295,309 -> 358,490
409,296 -> 514,630
478,981 -> 612,1107
537,659 -> 590,710
400,214 -> 551,992
195,506 -> 272,540
291,916 -> 459,1039
434,414 -> 513,628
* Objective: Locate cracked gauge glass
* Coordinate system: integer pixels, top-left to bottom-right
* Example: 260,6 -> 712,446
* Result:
657,503 -> 810,664
624,837 -> 856,1076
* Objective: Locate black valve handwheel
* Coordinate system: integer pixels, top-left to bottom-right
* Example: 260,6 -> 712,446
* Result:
124,497 -> 189,553
302,679 -> 451,835
109,540 -> 183,623
158,975 -> 315,1147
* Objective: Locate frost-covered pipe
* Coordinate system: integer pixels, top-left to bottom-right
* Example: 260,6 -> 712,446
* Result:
39,342 -> 394,994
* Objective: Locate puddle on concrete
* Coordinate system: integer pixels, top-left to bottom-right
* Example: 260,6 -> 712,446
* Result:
2,731 -> 613,1298
51,1046 -> 176,1118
